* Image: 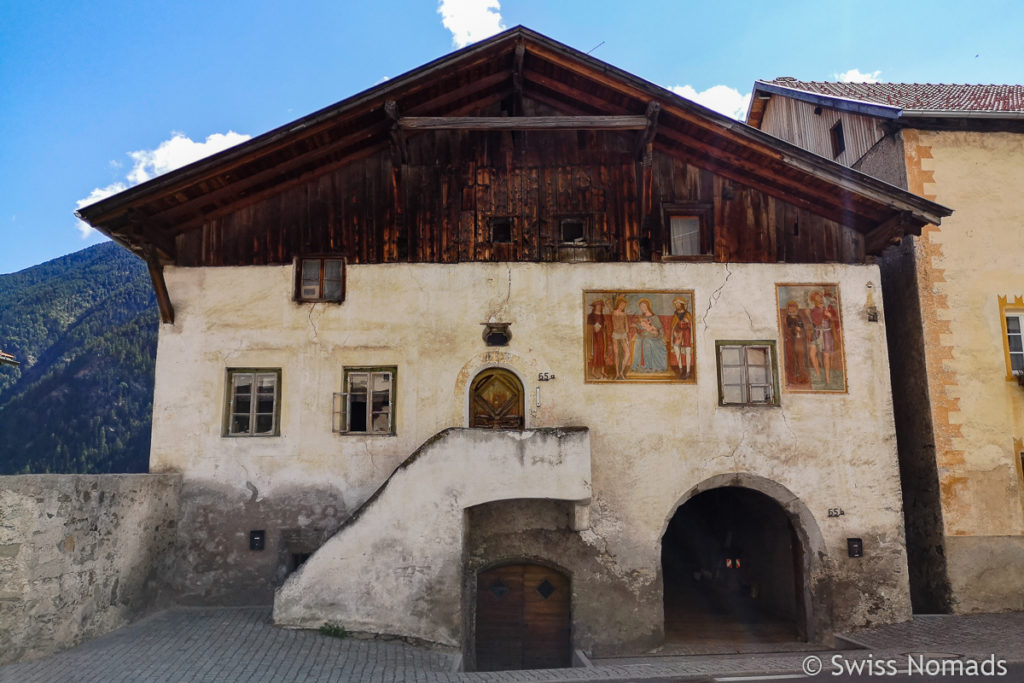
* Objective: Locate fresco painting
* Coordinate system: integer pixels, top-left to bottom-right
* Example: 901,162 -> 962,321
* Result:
584,290 -> 695,383
776,283 -> 847,393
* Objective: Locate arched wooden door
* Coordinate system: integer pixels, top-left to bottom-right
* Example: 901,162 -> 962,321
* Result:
470,368 -> 524,429
475,563 -> 571,671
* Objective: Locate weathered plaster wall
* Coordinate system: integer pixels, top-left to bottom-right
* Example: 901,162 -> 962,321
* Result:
904,129 -> 1024,612
272,427 -> 591,646
153,260 -> 909,648
879,237 -> 951,613
0,474 -> 180,664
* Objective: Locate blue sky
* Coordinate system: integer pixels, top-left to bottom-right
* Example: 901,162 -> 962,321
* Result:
2,0 -> 1022,275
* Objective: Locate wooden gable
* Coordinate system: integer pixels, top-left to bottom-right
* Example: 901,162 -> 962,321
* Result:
78,27 -> 949,273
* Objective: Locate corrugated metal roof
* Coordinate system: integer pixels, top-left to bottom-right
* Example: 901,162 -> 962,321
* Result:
761,79 -> 1024,113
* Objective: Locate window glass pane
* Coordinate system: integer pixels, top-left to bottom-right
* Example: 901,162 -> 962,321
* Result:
231,414 -> 251,434
748,366 -> 768,385
370,373 -> 391,433
348,373 -> 368,432
1012,353 -> 1024,372
722,385 -> 744,404
301,259 -> 321,298
669,216 -> 701,255
324,260 -> 343,280
722,367 -> 744,385
1010,336 -> 1023,353
233,375 -> 253,394
720,347 -> 742,365
254,414 -> 274,434
323,279 -> 342,300
746,346 -> 768,366
749,385 -> 771,403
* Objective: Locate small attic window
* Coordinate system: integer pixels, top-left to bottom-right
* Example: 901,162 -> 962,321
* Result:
560,218 -> 586,243
491,218 -> 512,243
830,120 -> 846,158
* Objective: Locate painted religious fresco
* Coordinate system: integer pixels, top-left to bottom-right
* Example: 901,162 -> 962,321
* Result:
583,290 -> 695,383
776,284 -> 847,393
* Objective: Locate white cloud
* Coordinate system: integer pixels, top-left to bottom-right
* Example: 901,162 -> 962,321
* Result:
835,68 -> 882,83
671,84 -> 752,121
76,130 -> 250,238
438,0 -> 505,48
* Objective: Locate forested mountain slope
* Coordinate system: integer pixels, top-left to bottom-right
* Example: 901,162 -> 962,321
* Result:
0,242 -> 157,473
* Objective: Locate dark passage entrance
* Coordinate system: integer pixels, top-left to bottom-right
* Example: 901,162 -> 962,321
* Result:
475,563 -> 571,671
661,487 -> 805,649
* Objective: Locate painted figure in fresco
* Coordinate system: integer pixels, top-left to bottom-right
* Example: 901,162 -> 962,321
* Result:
630,298 -> 668,372
670,297 -> 693,379
782,300 -> 810,386
808,290 -> 838,384
587,299 -> 609,379
611,296 -> 631,380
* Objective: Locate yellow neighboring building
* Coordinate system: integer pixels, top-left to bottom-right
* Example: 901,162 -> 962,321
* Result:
749,80 -> 1024,614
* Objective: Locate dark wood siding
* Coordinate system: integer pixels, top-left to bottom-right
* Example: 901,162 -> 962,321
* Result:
175,118 -> 866,267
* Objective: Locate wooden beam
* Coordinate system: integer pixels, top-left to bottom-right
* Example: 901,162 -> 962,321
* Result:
385,100 -> 407,166
513,40 -> 525,116
635,100 -> 660,160
864,211 -> 913,254
397,115 -> 648,131
143,246 -> 175,324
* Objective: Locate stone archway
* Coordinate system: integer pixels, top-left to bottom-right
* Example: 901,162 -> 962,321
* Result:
660,474 -> 826,648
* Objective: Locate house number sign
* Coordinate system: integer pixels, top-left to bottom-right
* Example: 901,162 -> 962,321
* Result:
537,372 -> 556,381
827,508 -> 846,518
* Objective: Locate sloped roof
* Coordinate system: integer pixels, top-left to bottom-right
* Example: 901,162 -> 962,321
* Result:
77,26 -> 949,262
749,79 -> 1024,127
0,349 -> 18,367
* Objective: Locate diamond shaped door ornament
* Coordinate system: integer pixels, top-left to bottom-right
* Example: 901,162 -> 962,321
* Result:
489,579 -> 509,598
536,578 -> 556,599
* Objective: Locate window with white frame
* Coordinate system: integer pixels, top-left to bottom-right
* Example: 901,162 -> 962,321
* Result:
1006,313 -> 1023,376
333,367 -> 395,435
716,341 -> 779,406
224,369 -> 281,436
296,256 -> 344,303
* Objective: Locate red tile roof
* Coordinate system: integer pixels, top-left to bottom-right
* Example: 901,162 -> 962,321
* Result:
760,79 -> 1024,113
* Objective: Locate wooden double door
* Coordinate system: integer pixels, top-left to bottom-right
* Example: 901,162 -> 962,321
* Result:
475,563 -> 571,671
470,368 -> 524,429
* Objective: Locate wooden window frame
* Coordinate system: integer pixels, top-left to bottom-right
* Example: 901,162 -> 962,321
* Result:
294,255 -> 345,303
333,366 -> 396,435
715,340 -> 780,407
662,202 -> 714,261
999,296 -> 1024,381
223,368 -> 282,437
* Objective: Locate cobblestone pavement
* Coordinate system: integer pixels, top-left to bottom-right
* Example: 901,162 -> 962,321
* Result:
2,607 -> 1022,682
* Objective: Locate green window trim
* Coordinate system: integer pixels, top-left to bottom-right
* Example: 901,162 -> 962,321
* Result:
224,368 -> 282,437
715,340 -> 780,407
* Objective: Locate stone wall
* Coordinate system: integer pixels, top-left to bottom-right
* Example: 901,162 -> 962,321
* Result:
0,474 -> 180,664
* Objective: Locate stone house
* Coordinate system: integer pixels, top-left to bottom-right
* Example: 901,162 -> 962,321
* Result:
77,28 -> 949,670
747,79 -> 1024,615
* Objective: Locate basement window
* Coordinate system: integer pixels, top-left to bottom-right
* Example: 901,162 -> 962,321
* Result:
224,369 -> 281,436
295,256 -> 345,303
830,120 -> 846,158
333,367 -> 396,435
716,341 -> 779,406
